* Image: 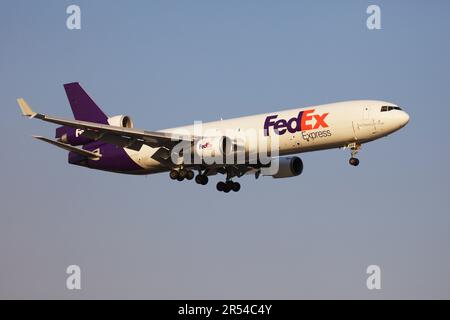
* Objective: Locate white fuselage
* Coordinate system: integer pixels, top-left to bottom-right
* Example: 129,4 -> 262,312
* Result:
124,100 -> 409,172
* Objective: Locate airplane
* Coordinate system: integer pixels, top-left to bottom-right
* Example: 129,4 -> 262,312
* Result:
17,82 -> 410,193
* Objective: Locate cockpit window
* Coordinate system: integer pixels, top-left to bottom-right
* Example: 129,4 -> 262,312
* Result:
381,106 -> 402,112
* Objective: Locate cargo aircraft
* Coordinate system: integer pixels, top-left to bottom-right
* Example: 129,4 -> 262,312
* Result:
18,83 -> 409,192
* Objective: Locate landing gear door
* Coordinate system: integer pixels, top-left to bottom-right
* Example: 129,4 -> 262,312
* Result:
353,106 -> 377,139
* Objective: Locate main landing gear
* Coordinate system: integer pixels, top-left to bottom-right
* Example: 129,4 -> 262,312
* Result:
216,180 -> 241,193
347,143 -> 361,167
195,174 -> 209,186
215,167 -> 242,193
170,168 -> 209,185
169,168 -> 195,182
169,167 -> 241,192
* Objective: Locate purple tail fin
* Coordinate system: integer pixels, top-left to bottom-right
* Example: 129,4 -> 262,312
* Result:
63,82 -> 108,124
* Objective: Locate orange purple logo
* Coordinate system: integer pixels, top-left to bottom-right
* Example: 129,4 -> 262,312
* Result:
264,109 -> 329,136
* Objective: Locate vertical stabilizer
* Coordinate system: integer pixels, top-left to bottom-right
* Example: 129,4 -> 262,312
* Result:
63,82 -> 108,124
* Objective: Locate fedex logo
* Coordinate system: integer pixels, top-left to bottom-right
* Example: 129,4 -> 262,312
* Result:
264,109 -> 329,136
75,128 -> 85,137
200,142 -> 212,149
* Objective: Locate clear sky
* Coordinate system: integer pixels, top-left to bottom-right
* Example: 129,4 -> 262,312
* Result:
1,0 -> 449,299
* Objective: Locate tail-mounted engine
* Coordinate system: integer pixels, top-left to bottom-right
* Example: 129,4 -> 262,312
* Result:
107,115 -> 134,128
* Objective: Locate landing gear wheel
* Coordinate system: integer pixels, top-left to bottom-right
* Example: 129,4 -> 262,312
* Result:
169,170 -> 179,180
226,181 -> 234,190
195,175 -> 208,185
178,169 -> 187,179
217,181 -> 240,193
231,182 -> 241,192
349,157 -> 360,167
216,181 -> 225,192
223,184 -> 231,193
186,170 -> 194,180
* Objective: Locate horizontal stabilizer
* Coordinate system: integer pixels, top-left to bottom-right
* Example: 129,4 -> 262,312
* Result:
33,136 -> 102,159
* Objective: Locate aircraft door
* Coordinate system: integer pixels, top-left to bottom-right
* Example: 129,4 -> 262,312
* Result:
352,106 -> 377,140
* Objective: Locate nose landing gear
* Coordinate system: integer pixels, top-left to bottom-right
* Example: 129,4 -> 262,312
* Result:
346,142 -> 361,167
349,157 -> 360,166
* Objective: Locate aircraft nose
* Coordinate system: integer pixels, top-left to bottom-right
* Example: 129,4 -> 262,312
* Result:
399,111 -> 410,127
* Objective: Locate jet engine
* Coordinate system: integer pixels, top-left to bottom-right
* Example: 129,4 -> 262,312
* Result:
107,115 -> 134,128
265,156 -> 304,179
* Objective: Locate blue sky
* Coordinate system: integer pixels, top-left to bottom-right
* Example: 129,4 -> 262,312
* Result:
1,0 -> 449,299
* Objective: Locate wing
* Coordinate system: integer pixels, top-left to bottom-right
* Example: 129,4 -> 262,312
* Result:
17,98 -> 193,150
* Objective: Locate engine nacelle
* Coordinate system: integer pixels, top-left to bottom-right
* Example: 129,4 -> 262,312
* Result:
107,115 -> 134,128
194,136 -> 234,160
266,156 -> 304,179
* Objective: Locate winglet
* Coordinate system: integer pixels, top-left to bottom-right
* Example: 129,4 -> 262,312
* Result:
17,98 -> 37,118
